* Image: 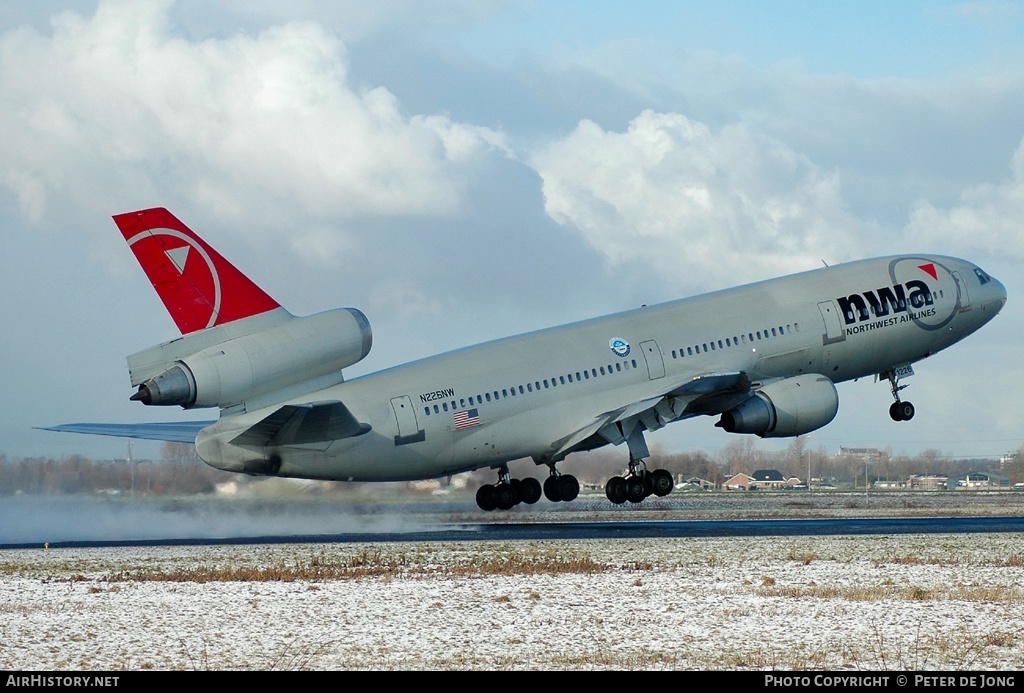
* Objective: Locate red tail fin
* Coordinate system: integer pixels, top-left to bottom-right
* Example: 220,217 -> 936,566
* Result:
113,208 -> 281,334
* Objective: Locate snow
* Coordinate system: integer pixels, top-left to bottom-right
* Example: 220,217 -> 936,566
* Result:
2,533 -> 1023,670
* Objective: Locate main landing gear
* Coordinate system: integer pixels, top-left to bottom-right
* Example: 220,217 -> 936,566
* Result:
604,424 -> 673,505
884,370 -> 915,422
475,464 -> 579,511
604,456 -> 674,504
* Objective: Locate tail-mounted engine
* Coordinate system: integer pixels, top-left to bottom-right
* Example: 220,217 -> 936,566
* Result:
130,307 -> 372,409
716,374 -> 838,438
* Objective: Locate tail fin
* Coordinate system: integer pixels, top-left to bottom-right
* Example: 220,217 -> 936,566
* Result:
113,208 -> 281,334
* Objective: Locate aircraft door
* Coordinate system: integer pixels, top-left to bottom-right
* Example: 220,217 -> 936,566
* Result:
640,340 -> 666,380
390,396 -> 425,445
952,271 -> 972,310
817,301 -> 845,345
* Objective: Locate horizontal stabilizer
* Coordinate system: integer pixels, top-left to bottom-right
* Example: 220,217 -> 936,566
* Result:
231,401 -> 369,447
37,421 -> 214,444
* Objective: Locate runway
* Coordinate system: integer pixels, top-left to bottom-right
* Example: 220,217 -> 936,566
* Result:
6,513 -> 1024,550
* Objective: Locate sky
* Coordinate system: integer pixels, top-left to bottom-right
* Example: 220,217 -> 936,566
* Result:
1,0 -> 1022,466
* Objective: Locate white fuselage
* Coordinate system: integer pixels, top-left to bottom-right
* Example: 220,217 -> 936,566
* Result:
195,254 -> 1006,481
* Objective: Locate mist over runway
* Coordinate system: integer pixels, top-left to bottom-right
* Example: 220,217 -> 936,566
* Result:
4,492 -> 1023,549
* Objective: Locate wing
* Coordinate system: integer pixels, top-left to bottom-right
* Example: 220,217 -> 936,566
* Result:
37,421 -> 214,444
549,371 -> 751,460
230,401 -> 369,447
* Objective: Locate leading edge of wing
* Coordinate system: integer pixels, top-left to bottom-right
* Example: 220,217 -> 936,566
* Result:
37,421 -> 214,444
550,371 -> 750,459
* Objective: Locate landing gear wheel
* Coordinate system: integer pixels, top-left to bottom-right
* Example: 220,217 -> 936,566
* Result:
557,475 -> 580,502
889,401 -> 916,422
625,476 -> 647,504
543,476 -> 562,502
476,484 -> 497,511
519,477 -> 542,505
494,483 -> 518,510
650,469 -> 674,497
605,476 -> 627,504
897,401 -> 915,421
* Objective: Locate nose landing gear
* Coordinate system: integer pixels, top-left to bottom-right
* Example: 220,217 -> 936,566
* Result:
884,369 -> 915,422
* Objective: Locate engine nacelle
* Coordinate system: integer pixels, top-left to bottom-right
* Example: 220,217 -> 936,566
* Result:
716,374 -> 838,438
132,307 -> 371,408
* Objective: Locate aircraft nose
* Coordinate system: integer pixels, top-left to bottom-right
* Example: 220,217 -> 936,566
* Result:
983,273 -> 1007,315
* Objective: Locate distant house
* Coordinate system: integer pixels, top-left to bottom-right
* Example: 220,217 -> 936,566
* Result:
946,471 -> 1011,490
751,469 -> 787,490
678,476 -> 716,491
723,473 -> 754,491
908,474 -> 948,491
837,447 -> 889,463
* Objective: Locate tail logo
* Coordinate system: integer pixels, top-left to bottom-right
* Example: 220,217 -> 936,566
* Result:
126,228 -> 223,332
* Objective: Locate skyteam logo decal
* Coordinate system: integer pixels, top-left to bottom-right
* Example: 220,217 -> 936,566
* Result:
609,338 -> 631,358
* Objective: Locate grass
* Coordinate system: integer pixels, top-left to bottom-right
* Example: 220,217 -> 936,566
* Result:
95,547 -> 609,583
5,535 -> 1024,670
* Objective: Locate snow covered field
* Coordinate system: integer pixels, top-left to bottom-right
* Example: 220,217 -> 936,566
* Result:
3,531 -> 1023,671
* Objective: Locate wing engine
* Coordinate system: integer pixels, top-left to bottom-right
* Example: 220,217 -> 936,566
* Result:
716,374 -> 838,437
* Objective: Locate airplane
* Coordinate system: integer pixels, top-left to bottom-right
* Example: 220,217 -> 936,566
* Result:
45,207 -> 1007,510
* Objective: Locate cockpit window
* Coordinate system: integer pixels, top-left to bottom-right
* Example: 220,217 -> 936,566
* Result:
974,268 -> 992,285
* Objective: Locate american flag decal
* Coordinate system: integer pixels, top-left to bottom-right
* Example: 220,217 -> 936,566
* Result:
453,408 -> 481,430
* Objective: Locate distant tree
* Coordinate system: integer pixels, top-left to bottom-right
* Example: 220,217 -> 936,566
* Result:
1001,446 -> 1024,484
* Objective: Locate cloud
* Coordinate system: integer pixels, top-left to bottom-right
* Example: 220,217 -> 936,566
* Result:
0,0 -> 509,232
531,109 -> 871,290
904,135 -> 1024,259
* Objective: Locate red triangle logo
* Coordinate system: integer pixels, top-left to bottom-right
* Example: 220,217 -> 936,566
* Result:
918,263 -> 938,280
